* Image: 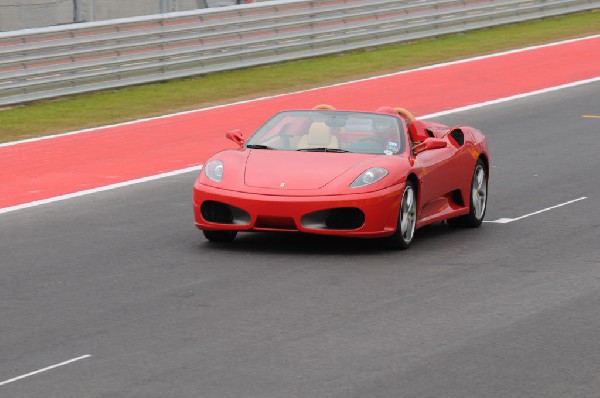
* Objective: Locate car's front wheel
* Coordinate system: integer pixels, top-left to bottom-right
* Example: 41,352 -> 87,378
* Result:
383,180 -> 417,250
203,230 -> 238,242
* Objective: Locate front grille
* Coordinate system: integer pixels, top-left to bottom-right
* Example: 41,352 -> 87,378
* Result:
255,216 -> 297,230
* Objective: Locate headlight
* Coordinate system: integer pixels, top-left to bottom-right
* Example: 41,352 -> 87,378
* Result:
205,160 -> 224,182
350,167 -> 388,188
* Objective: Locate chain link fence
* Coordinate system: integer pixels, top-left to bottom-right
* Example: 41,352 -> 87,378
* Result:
0,0 -> 254,31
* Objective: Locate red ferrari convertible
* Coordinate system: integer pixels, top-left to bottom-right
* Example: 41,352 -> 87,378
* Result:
193,105 -> 488,249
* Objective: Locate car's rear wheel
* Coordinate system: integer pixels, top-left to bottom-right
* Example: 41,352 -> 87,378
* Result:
383,181 -> 417,250
203,230 -> 238,242
448,158 -> 487,228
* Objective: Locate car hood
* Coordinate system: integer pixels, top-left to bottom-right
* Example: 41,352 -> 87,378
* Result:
244,150 -> 373,190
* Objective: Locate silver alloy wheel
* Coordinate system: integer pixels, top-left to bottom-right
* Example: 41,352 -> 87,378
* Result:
472,164 -> 487,220
400,185 -> 417,243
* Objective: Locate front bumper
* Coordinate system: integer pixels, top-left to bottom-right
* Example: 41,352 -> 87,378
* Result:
193,183 -> 403,238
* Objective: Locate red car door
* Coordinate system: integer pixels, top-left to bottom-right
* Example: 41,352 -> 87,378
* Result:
416,142 -> 473,221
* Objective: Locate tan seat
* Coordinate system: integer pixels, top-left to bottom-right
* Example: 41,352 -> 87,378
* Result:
297,122 -> 339,149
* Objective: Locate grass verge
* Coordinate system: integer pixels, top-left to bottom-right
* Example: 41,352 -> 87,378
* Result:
0,10 -> 598,143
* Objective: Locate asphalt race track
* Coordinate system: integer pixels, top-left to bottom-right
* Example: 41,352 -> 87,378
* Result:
1,81 -> 599,397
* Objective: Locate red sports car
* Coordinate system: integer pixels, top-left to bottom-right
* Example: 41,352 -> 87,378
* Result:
193,105 -> 489,249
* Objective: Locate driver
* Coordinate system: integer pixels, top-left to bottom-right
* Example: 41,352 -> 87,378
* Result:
373,116 -> 399,142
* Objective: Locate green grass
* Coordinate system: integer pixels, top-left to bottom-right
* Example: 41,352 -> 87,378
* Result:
1,10 -> 598,143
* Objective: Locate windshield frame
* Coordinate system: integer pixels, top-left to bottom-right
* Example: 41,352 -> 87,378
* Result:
243,110 -> 407,156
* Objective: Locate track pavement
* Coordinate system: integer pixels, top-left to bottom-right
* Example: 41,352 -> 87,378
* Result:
1,79 -> 599,396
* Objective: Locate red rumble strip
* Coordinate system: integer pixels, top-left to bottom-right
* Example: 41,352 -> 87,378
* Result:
1,36 -> 599,210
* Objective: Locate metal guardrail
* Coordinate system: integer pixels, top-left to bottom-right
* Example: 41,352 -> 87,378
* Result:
0,0 -> 598,106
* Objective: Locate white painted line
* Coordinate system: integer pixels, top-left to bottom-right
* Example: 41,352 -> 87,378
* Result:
1,34 -> 599,216
0,355 -> 91,387
421,77 -> 600,120
0,165 -> 202,215
0,34 -> 598,149
2,73 -> 599,216
485,197 -> 587,224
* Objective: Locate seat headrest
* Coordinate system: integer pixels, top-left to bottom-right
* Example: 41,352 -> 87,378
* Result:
307,122 -> 332,146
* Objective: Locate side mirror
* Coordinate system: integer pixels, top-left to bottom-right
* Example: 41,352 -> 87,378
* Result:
413,138 -> 447,155
226,129 -> 245,146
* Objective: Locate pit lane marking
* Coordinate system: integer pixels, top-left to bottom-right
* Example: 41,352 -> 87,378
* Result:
485,197 -> 587,224
0,355 -> 91,387
0,165 -> 203,215
2,73 -> 599,216
421,77 -> 600,120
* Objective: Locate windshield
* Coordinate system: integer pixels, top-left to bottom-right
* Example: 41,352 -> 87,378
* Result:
244,110 -> 406,155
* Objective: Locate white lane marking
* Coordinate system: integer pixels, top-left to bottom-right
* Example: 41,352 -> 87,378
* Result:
1,39 -> 599,216
485,197 -> 587,224
0,355 -> 91,387
421,77 -> 600,120
0,34 -> 598,149
2,73 -> 599,216
0,165 -> 202,215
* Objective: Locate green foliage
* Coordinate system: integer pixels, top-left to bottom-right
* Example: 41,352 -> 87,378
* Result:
1,10 -> 598,142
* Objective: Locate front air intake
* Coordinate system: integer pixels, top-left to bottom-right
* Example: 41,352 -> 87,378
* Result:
201,201 -> 250,225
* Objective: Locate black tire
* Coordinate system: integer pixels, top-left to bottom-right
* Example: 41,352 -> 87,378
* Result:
382,180 -> 417,250
202,230 -> 238,242
447,158 -> 487,228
